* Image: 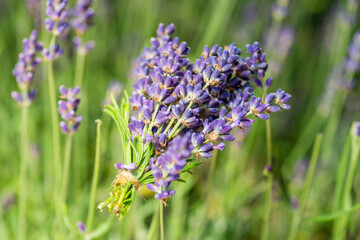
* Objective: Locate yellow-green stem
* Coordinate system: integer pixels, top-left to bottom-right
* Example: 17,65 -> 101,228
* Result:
333,123 -> 360,240
61,135 -> 73,203
86,120 -> 102,233
146,204 -> 159,240
287,133 -> 323,240
160,201 -> 165,240
74,53 -> 86,86
261,119 -> 272,240
18,87 -> 29,240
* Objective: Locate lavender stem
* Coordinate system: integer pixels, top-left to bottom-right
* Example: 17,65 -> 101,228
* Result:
61,134 -> 73,203
19,86 -> 29,240
74,52 -> 86,86
86,120 -> 102,233
47,33 -> 62,223
160,201 -> 165,240
261,119 -> 273,240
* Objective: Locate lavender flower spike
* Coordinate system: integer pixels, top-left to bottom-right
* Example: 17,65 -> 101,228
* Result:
58,85 -> 83,134
45,0 -> 68,35
71,0 -> 95,35
71,0 -> 96,55
12,30 -> 43,106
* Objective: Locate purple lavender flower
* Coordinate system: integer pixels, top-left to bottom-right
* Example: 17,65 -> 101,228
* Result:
77,221 -> 85,233
114,163 -> 137,171
73,37 -> 95,55
146,132 -> 193,202
275,89 -> 291,110
58,85 -> 83,134
12,30 -> 43,106
71,0 -> 95,54
45,0 -> 68,35
355,122 -> 360,137
42,44 -> 64,61
71,0 -> 95,35
345,32 -> 360,73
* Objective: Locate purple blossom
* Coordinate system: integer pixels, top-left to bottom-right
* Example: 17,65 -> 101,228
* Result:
355,122 -> 360,137
73,37 -> 95,55
146,133 -> 193,202
12,30 -> 43,106
45,0 -> 68,35
77,221 -> 85,233
275,89 -> 291,110
71,0 -> 95,35
345,32 -> 360,73
42,44 -> 64,61
114,163 -> 137,171
58,85 -> 83,134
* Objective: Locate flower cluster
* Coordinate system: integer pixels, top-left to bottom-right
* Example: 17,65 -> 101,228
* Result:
58,86 -> 83,134
45,0 -> 68,35
42,44 -> 64,61
71,0 -> 95,54
12,30 -> 43,106
124,23 -> 291,202
71,0 -> 95,35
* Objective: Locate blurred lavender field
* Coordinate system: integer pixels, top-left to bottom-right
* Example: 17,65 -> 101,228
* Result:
1,0 -> 360,239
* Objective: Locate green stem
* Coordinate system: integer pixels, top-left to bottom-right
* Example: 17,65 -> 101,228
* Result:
61,135 -> 73,203
333,134 -> 351,213
18,87 -> 29,240
333,123 -> 360,240
261,119 -> 273,240
160,201 -> 165,240
205,149 -> 219,195
86,120 -> 102,233
287,133 -> 323,240
146,204 -> 159,240
47,33 -> 63,229
74,53 -> 86,86
48,58 -> 61,183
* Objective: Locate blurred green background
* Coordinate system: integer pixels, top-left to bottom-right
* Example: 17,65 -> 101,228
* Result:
1,0 -> 360,239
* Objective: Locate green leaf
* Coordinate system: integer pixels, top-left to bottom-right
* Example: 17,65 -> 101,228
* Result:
306,202 -> 360,222
182,161 -> 201,173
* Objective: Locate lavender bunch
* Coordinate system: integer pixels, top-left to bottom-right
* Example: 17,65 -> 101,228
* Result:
58,86 -> 83,134
12,30 -> 43,106
98,23 -> 291,218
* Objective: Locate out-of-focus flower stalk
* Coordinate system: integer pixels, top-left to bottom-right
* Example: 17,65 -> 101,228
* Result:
333,122 -> 360,239
72,0 -> 95,86
284,0 -> 358,177
12,30 -> 43,240
287,133 -> 323,240
19,87 -> 29,240
43,0 -> 68,226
